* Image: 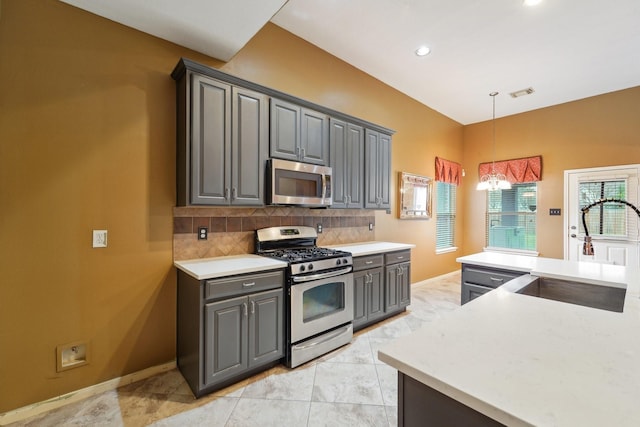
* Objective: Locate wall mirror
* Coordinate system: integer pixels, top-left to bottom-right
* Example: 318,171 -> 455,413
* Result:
399,171 -> 432,219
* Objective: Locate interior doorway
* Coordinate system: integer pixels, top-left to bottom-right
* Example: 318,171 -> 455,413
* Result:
564,165 -> 640,267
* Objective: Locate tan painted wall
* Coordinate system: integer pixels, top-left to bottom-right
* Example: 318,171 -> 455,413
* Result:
0,0 -> 462,412
461,88 -> 640,258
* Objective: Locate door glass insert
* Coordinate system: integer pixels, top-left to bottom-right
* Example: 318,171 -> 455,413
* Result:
302,281 -> 345,323
578,180 -> 627,237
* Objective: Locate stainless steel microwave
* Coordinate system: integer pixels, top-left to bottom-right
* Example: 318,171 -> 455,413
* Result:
267,159 -> 332,207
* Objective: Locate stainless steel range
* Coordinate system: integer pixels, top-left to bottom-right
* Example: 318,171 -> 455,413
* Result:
255,226 -> 354,368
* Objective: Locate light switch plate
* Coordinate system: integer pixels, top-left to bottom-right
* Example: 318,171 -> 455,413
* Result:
92,230 -> 108,248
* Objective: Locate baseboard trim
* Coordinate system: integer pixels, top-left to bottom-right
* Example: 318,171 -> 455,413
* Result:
411,270 -> 460,288
0,360 -> 176,426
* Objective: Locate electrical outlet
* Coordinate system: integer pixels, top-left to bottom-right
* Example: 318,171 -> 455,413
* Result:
198,226 -> 208,240
549,208 -> 562,216
92,230 -> 107,248
369,223 -> 374,231
316,223 -> 323,233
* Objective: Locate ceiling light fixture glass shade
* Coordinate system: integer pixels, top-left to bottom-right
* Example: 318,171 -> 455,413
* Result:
415,46 -> 431,56
477,92 -> 512,191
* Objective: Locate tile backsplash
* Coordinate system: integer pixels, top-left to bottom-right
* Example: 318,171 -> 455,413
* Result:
173,206 -> 375,261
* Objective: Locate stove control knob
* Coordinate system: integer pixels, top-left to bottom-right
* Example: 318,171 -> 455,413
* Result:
300,265 -> 306,272
336,259 -> 341,266
308,263 -> 314,271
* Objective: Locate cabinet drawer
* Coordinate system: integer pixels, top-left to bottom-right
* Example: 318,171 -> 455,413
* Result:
205,270 -> 284,300
353,254 -> 384,271
384,250 -> 411,265
462,265 -> 522,289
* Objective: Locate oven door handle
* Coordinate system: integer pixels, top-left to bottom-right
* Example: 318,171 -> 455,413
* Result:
291,266 -> 352,283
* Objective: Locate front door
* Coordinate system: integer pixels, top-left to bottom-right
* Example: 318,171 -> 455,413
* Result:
564,165 -> 640,266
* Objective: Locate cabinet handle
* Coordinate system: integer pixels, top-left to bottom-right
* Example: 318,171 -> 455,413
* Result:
489,277 -> 503,283
250,301 -> 255,315
398,267 -> 403,276
242,282 -> 256,287
365,260 -> 374,265
366,272 -> 372,284
301,147 -> 306,159
224,188 -> 229,200
396,256 -> 404,260
231,188 -> 237,200
242,303 -> 248,316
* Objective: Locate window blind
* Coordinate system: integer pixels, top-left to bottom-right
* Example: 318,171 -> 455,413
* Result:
436,181 -> 456,249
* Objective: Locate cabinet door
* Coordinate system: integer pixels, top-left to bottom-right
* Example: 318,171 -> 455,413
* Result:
398,262 -> 411,308
204,296 -> 248,386
461,283 -> 493,305
352,270 -> 368,328
385,264 -> 400,313
364,129 -> 391,209
248,289 -> 284,367
367,267 -> 386,322
231,87 -> 268,205
329,118 -> 348,207
191,75 -> 231,205
378,132 -> 392,208
270,98 -> 300,161
301,107 -> 328,165
346,123 -> 365,208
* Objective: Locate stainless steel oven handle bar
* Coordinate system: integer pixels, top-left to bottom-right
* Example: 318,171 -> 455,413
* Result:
291,266 -> 353,283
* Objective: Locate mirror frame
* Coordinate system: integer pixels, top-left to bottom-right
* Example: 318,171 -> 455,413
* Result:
398,171 -> 432,220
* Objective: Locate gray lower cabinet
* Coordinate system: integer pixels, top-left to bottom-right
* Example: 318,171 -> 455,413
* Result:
175,72 -> 268,206
177,269 -> 284,397
204,288 -> 283,386
364,129 -> 392,209
353,255 -> 385,330
385,250 -> 411,313
330,118 -> 364,208
460,263 -> 525,305
270,98 -> 329,165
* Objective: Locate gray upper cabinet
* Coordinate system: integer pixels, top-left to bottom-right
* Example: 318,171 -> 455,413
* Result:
270,98 -> 329,165
330,118 -> 364,208
172,58 -> 393,206
231,87 -> 269,205
364,129 -> 392,209
175,72 -> 267,206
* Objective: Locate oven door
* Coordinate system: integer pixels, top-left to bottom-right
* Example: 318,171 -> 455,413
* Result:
289,270 -> 354,343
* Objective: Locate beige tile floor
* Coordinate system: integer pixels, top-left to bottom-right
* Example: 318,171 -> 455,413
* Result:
10,272 -> 461,427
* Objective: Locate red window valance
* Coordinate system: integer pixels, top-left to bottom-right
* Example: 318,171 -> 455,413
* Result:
435,157 -> 462,185
478,155 -> 542,184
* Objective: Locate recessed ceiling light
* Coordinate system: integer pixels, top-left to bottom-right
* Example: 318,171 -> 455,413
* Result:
523,0 -> 542,6
415,46 -> 431,56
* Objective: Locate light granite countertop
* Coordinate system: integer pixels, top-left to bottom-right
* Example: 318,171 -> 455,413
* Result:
174,242 -> 412,280
378,252 -> 640,426
323,241 -> 415,257
174,255 -> 287,280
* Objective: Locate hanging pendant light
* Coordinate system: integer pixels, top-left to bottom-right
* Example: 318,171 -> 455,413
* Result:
477,92 -> 512,191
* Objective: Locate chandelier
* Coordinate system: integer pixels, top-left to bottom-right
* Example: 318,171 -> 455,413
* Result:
477,92 -> 511,191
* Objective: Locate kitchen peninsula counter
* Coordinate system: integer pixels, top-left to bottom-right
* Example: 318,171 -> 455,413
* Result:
378,252 -> 640,426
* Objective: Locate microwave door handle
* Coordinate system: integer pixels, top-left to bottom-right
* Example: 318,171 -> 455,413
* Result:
322,174 -> 327,199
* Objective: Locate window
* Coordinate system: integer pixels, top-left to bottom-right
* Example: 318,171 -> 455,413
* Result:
579,179 -> 634,239
436,181 -> 456,251
486,183 -> 537,252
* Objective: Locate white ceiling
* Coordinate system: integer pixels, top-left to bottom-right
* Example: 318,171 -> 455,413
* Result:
60,0 -> 640,124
